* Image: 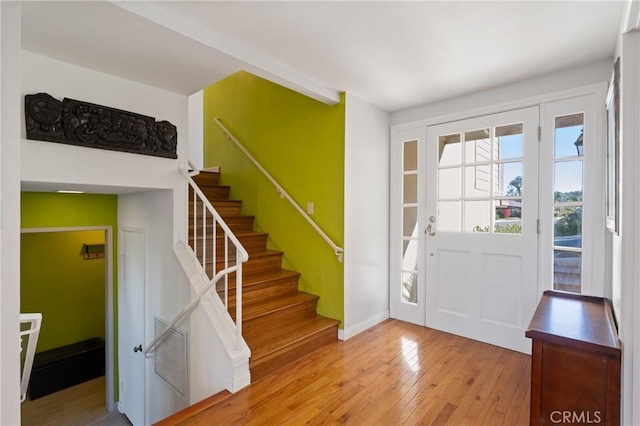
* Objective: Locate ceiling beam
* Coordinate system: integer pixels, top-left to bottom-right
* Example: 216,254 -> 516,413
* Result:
109,1 -> 341,105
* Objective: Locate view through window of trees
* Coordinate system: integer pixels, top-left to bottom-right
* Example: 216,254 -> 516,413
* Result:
553,113 -> 584,293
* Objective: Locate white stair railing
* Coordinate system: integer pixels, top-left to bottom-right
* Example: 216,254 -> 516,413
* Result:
144,163 -> 249,354
214,118 -> 344,262
20,313 -> 42,402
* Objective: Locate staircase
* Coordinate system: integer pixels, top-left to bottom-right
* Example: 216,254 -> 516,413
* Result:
189,171 -> 339,381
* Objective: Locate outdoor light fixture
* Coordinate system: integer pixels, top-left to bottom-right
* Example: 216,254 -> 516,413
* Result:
574,130 -> 584,156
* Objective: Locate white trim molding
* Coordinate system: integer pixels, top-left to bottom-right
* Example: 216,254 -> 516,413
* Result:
338,311 -> 389,341
619,30 -> 640,426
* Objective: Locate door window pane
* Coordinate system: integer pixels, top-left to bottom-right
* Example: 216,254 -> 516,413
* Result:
495,199 -> 522,234
401,271 -> 418,304
439,168 -> 461,199
464,200 -> 491,233
495,124 -> 523,160
403,174 -> 417,204
554,161 -> 583,200
464,129 -> 490,165
402,240 -> 418,271
403,207 -> 418,237
438,201 -> 461,232
403,140 -> 417,171
555,114 -> 584,158
465,165 -> 490,197
553,250 -> 581,293
495,162 -> 523,196
554,207 -> 582,248
439,134 -> 461,166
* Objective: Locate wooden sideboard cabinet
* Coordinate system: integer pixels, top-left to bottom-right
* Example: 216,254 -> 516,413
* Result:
525,291 -> 621,426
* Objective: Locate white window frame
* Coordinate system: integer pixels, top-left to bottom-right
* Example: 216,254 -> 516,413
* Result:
539,94 -> 606,297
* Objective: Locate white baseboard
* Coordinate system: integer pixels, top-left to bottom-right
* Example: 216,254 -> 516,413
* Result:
338,311 -> 389,341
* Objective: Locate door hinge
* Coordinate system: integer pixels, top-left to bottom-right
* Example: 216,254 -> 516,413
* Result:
537,219 -> 540,234
537,126 -> 541,142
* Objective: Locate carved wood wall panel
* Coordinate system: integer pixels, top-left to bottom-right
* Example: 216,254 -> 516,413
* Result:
25,93 -> 178,159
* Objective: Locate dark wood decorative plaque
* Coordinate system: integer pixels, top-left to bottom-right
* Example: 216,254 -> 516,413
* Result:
25,93 -> 177,159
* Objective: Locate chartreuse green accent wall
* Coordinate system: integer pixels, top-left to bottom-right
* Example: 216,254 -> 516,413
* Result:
203,71 -> 345,326
21,192 -> 118,395
21,230 -> 105,352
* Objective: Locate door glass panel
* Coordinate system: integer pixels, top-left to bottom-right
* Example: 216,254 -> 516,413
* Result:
438,168 -> 461,199
495,162 -> 523,196
438,201 -> 461,232
464,200 -> 491,232
464,129 -> 491,164
439,134 -> 461,166
403,140 -> 418,171
555,114 -> 584,157
553,112 -> 584,294
402,240 -> 418,270
402,207 -> 418,237
401,271 -> 418,304
495,124 -> 523,160
554,207 -> 582,248
403,174 -> 417,204
465,165 -> 490,197
553,250 -> 581,293
554,161 -> 583,199
495,199 -> 522,234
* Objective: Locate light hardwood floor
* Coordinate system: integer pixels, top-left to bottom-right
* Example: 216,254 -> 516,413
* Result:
21,376 -> 130,426
165,319 -> 531,425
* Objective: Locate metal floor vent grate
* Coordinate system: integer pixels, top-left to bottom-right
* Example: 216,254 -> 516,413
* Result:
154,317 -> 188,401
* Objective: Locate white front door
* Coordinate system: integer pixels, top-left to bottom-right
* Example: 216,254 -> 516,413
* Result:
119,228 -> 146,425
425,107 -> 539,354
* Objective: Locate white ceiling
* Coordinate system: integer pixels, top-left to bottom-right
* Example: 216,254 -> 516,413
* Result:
22,1 -> 624,112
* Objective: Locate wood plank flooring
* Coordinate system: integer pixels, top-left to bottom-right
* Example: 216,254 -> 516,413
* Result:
21,376 -> 131,426
168,319 -> 531,425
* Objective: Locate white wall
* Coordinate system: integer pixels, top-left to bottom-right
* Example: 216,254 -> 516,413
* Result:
342,94 -> 390,339
0,2 -> 22,424
188,90 -> 204,170
118,190 -> 191,424
21,51 -> 189,195
391,59 -> 612,126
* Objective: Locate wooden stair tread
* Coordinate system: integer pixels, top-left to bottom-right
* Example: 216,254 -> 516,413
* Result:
191,199 -> 242,205
202,214 -> 255,221
242,269 -> 300,286
242,292 -> 318,320
209,249 -> 283,265
247,316 -> 339,361
188,231 -> 267,241
192,171 -> 220,186
216,231 -> 267,240
153,390 -> 231,425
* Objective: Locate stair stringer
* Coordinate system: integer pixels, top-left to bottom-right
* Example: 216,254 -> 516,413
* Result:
173,240 -> 251,401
